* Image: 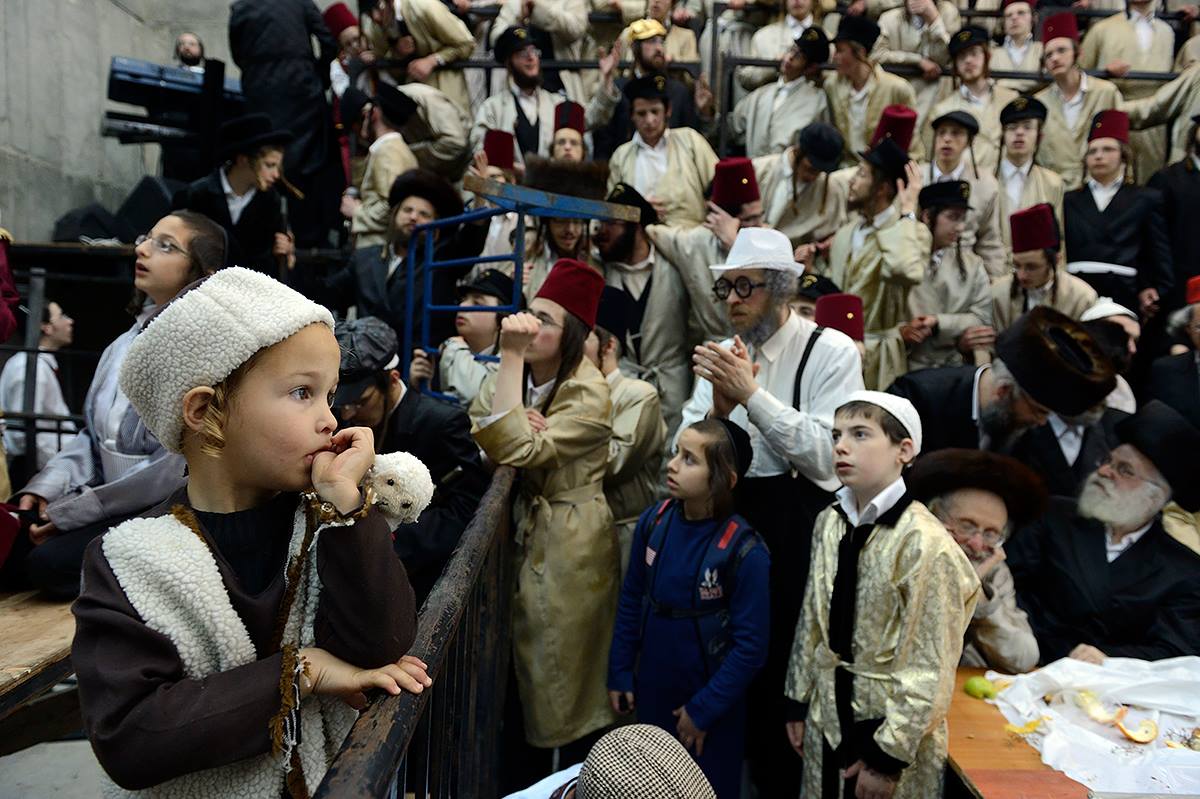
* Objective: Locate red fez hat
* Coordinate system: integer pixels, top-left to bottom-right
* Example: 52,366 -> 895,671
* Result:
815,293 -> 864,342
483,129 -> 516,172
554,101 -> 586,135
1089,109 -> 1129,143
711,157 -> 760,209
1187,275 -> 1200,305
322,2 -> 358,37
870,105 -> 918,153
1010,203 -> 1059,254
1041,11 -> 1079,42
534,258 -> 606,328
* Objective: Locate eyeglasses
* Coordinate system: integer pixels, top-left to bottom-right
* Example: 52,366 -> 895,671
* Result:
943,517 -> 1005,547
515,46 -> 542,59
712,276 -> 767,301
531,310 -> 561,328
1098,452 -> 1166,488
336,385 -> 380,416
135,234 -> 189,257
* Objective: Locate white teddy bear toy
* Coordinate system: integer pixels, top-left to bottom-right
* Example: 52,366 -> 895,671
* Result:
365,451 -> 435,527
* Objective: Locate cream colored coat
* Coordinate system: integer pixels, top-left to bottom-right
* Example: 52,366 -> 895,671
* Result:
927,82 -> 1020,174
492,0 -> 595,103
351,134 -> 419,248
825,65 -> 925,166
1080,13 -> 1175,182
366,0 -> 476,114
990,39 -> 1044,94
918,161 -> 1007,278
608,128 -> 720,227
754,148 -> 851,249
826,212 -> 930,389
990,270 -> 1099,332
737,15 -> 840,90
617,19 -> 701,68
470,359 -> 619,747
1036,74 -> 1123,190
996,161 -> 1065,257
877,5 -> 959,132
471,85 -> 564,163
1121,64 -> 1200,170
960,562 -> 1039,674
646,224 -> 733,346
396,83 -> 471,180
603,371 -> 667,577
729,77 -> 830,157
907,245 -> 993,369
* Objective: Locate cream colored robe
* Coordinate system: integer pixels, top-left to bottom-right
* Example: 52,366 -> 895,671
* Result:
729,77 -> 830,157
365,0 -> 476,115
877,4 -> 959,133
470,359 -> 619,748
1121,63 -> 1200,171
989,39 -> 1044,95
754,148 -> 851,250
608,127 -> 720,227
960,562 -> 1039,674
1080,13 -> 1175,182
1036,74 -> 1123,190
351,134 -> 419,248
396,83 -> 471,180
1175,33 -> 1200,71
603,371 -> 667,578
927,82 -> 1020,174
646,224 -> 732,346
907,245 -> 993,369
825,65 -> 925,166
786,501 -> 980,799
996,161 -> 1065,258
737,15 -> 840,90
492,0 -> 596,103
471,83 -> 612,164
918,160 -> 1007,278
990,270 -> 1099,332
826,212 -> 930,389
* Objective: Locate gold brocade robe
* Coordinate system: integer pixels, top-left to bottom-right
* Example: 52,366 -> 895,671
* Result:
989,270 -> 1099,332
608,128 -> 720,228
1036,75 -> 1123,191
824,66 -> 925,167
826,213 -> 930,390
470,360 -> 619,747
907,245 -> 993,370
927,82 -> 1020,174
350,134 -> 419,249
602,372 -> 667,578
786,500 -> 980,799
990,39 -> 1045,95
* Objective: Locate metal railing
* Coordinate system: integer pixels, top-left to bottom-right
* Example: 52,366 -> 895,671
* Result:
315,466 -> 515,799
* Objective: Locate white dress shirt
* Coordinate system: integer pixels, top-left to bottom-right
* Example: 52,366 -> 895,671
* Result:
632,130 -> 670,198
932,160 -> 966,183
772,75 -> 806,114
785,13 -> 814,36
1023,277 -> 1054,310
477,375 -> 557,428
608,245 -> 656,300
0,352 -> 76,468
676,311 -> 866,491
509,78 -> 540,125
1004,35 -> 1031,67
220,168 -> 256,225
851,206 -> 897,251
1129,8 -> 1155,51
1087,171 -> 1124,212
1047,414 -> 1084,466
1105,518 -> 1153,562
1000,158 -> 1033,209
836,475 -> 908,527
847,77 -> 876,155
959,81 -> 991,107
1056,71 -> 1089,130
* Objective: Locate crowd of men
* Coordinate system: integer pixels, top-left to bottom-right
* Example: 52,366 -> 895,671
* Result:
5,0 -> 1200,795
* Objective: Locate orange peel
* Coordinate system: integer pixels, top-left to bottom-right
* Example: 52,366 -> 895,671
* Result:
1116,718 -> 1159,744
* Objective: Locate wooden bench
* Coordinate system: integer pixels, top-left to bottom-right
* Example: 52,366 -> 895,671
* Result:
0,591 -> 75,722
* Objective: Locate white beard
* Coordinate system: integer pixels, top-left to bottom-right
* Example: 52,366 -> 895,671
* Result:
1078,473 -> 1167,531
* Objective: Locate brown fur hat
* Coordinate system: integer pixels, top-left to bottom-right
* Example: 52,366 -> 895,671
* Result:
907,448 -> 1048,529
522,156 -> 610,201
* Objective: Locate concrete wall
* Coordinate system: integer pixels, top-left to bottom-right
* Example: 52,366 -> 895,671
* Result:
0,0 -> 236,241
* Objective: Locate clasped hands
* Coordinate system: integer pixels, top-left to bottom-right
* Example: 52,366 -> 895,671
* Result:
693,336 -> 760,417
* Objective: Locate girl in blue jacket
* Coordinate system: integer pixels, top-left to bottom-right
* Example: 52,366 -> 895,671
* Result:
607,417 -> 771,798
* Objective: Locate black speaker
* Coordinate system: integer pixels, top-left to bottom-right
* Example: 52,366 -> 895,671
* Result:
116,176 -> 185,243
52,203 -> 129,243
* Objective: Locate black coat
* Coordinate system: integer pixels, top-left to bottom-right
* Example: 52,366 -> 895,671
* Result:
229,0 -> 337,180
1148,352 -> 1200,431
886,365 -> 980,453
379,387 -> 489,602
1147,159 -> 1200,311
1007,497 -> 1200,663
1006,408 -> 1127,499
172,170 -> 283,276
1063,184 -> 1174,311
592,75 -> 707,161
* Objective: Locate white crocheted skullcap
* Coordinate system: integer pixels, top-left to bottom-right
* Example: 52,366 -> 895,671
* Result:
838,389 -> 923,455
119,267 -> 335,454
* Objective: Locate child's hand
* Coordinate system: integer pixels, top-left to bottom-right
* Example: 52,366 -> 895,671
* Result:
312,427 -> 376,514
299,648 -> 432,709
786,720 -> 805,756
842,760 -> 898,799
608,690 -> 635,715
499,312 -> 541,356
673,705 -> 707,756
525,408 -> 548,432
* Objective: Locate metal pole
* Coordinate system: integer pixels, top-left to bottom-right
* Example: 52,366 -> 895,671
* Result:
710,2 -> 727,116
21,269 -> 47,455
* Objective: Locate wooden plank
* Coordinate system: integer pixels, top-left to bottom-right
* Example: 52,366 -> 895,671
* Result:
948,668 -> 1088,799
0,592 -> 75,719
0,687 -> 82,756
461,174 -> 641,222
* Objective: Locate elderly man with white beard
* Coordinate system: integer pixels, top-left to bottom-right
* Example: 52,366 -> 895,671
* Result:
1007,401 -> 1200,665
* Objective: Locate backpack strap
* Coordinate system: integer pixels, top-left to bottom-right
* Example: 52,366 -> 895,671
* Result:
644,499 -> 677,599
792,325 -> 826,409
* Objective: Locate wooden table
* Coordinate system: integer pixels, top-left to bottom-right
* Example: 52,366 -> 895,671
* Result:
947,668 -> 1089,799
0,591 -> 75,721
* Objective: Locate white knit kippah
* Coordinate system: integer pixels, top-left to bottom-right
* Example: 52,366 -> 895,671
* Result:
119,267 -> 335,453
840,389 -> 923,455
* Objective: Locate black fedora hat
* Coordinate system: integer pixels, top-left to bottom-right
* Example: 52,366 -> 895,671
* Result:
218,113 -> 293,161
798,122 -> 844,174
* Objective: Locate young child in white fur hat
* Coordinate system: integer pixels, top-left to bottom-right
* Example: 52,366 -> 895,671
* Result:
71,267 -> 432,799
783,391 -> 981,799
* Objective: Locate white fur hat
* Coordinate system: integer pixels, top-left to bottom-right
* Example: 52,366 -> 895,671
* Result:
840,390 -> 923,455
119,267 -> 335,453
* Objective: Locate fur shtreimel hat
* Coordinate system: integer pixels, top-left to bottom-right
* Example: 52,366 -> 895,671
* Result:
906,448 -> 1048,529
523,156 -> 610,201
119,267 -> 334,453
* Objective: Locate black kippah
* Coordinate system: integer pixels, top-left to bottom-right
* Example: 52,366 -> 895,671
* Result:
714,418 -> 753,479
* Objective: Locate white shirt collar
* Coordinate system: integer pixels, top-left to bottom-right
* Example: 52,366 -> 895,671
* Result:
755,310 -> 800,364
1000,158 -> 1033,180
933,160 -> 966,182
1105,518 -> 1154,562
959,81 -> 991,105
1056,71 -> 1089,103
219,167 -> 251,200
1087,170 -> 1125,193
369,130 -> 403,154
632,129 -> 669,153
1004,34 -> 1031,49
527,374 -> 556,406
1128,6 -> 1154,22
836,475 -> 908,528
860,205 -> 896,231
508,76 -> 538,99
785,13 -> 813,33
776,74 -> 805,93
